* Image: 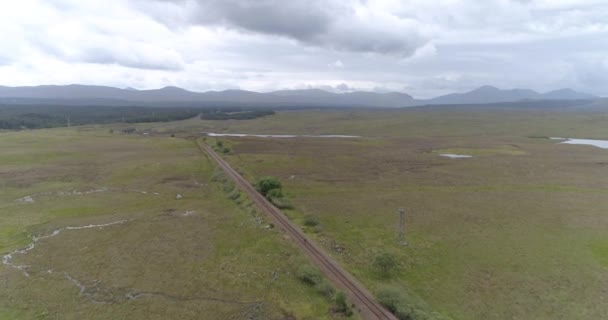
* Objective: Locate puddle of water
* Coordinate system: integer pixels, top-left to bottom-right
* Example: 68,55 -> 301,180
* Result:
204,132 -> 359,138
439,154 -> 473,159
552,138 -> 608,149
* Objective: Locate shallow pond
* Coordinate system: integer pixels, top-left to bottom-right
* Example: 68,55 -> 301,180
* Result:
551,138 -> 608,149
439,154 -> 473,159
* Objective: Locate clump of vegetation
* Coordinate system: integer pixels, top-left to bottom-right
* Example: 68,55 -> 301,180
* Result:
373,252 -> 398,277
303,215 -> 320,227
297,265 -> 352,317
297,265 -> 323,286
315,280 -> 336,299
213,140 -> 231,154
269,196 -> 293,209
334,291 -> 353,316
256,177 -> 282,196
377,287 -> 451,320
255,176 -> 293,209
377,288 -> 416,320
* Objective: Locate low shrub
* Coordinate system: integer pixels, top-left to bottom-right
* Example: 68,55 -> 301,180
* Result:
266,188 -> 284,199
315,281 -> 335,299
334,291 -> 353,316
297,265 -> 323,286
303,215 -> 320,227
373,252 -> 398,276
270,196 -> 293,209
377,287 -> 446,320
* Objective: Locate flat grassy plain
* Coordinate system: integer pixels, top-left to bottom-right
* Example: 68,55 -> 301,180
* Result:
156,105 -> 608,319
0,127 -> 338,319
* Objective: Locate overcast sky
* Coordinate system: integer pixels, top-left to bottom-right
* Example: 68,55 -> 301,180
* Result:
1,0 -> 607,98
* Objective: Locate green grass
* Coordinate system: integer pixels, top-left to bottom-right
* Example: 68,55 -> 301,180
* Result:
0,127 -> 337,319
5,105 -> 608,320
161,107 -> 608,320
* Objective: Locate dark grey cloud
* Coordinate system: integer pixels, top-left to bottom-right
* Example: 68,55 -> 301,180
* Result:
193,0 -> 332,41
137,0 -> 428,56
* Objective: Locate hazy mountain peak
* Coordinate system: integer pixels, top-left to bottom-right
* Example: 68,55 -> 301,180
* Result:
270,89 -> 334,96
473,85 -> 500,92
542,88 -> 597,100
0,84 -> 598,107
158,86 -> 189,92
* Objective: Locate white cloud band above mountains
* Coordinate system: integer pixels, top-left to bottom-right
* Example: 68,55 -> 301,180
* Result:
0,0 -> 607,97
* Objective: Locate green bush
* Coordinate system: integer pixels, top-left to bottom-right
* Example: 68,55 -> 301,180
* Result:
256,177 -> 282,196
210,170 -> 227,183
377,288 -> 413,320
315,281 -> 335,299
266,188 -> 284,199
270,196 -> 293,209
297,265 -> 323,286
227,189 -> 240,200
373,252 -> 398,276
303,215 -> 320,227
334,291 -> 353,316
377,288 -> 444,320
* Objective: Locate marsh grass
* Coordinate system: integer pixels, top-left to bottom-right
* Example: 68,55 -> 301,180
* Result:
0,128 -> 335,319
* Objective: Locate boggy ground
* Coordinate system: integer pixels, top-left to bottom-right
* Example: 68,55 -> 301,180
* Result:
186,106 -> 608,320
0,127 -> 337,319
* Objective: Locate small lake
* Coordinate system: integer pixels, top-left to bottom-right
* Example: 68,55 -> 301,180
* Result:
439,154 -> 473,159
551,138 -> 608,149
204,133 -> 360,138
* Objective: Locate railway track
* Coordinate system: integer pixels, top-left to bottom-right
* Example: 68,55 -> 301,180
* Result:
197,140 -> 397,320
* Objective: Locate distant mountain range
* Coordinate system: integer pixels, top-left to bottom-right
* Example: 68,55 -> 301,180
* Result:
0,84 -> 598,108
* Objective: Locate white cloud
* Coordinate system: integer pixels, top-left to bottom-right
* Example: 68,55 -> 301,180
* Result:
328,60 -> 344,68
0,0 -> 607,96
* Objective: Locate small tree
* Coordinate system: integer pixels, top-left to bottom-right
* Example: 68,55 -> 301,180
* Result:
373,252 -> 398,276
256,176 -> 282,197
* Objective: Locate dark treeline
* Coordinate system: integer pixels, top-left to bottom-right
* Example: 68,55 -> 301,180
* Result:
0,104 -> 280,130
0,105 -> 203,130
200,108 -> 275,120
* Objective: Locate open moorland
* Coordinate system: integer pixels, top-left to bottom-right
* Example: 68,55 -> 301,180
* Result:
0,126 -> 342,319
2,102 -> 608,320
142,103 -> 608,320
